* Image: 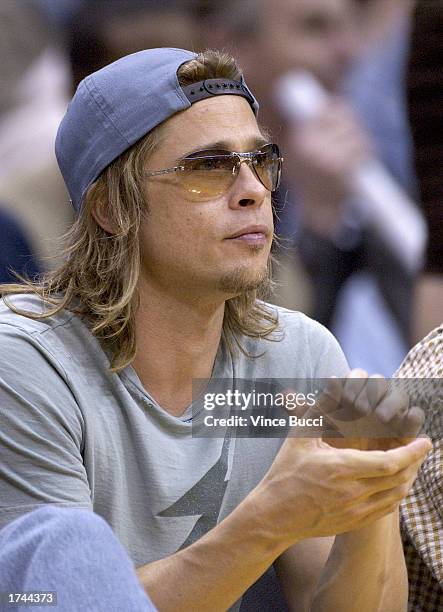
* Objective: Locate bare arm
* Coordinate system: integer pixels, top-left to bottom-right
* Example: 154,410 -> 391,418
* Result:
136,438 -> 427,611
136,492 -> 286,611
275,512 -> 406,612
136,376 -> 428,611
274,537 -> 334,612
310,510 -> 407,612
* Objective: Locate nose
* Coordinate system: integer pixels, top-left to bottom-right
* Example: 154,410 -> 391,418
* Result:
229,159 -> 268,209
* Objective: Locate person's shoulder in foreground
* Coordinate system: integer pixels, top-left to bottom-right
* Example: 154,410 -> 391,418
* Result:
396,325 -> 443,611
396,324 -> 443,379
0,208 -> 41,284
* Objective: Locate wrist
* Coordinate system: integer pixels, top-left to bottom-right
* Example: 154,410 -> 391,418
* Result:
243,481 -> 302,554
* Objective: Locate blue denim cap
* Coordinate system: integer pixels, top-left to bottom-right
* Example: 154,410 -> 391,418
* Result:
55,47 -> 259,212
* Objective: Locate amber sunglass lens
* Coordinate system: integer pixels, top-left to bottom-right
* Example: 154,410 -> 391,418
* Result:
180,155 -> 235,199
178,145 -> 281,199
254,144 -> 281,191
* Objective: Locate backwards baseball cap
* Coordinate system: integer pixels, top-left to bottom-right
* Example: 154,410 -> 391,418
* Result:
55,47 -> 259,212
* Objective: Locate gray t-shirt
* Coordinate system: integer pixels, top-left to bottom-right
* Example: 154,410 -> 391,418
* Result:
0,294 -> 348,609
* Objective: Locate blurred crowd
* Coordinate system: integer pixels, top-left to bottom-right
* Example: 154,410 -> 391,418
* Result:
0,0 -> 441,376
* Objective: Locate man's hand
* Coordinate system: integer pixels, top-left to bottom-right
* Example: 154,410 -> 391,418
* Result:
251,427 -> 430,547
313,369 -> 425,450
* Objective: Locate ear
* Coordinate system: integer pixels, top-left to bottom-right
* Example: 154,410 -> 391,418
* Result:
90,195 -> 117,235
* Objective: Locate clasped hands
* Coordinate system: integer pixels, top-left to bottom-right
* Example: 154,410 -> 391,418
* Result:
286,369 -> 426,451
257,370 -> 431,542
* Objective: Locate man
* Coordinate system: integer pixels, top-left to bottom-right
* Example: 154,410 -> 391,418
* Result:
0,0 -> 74,269
68,0 -> 204,89
407,0 -> 443,342
0,48 -> 430,610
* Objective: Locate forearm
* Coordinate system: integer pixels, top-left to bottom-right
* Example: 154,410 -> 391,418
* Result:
136,491 -> 287,611
311,509 -> 407,612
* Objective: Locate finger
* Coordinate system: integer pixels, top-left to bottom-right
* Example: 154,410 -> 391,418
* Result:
345,476 -> 421,528
340,370 -> 368,411
373,387 -> 409,425
310,377 -> 343,416
399,406 -> 426,439
315,125 -> 365,152
336,459 -> 423,510
328,380 -> 373,424
342,499 -> 401,534
331,377 -> 405,434
333,437 -> 432,478
352,383 -> 373,418
365,477 -> 417,508
328,371 -> 369,422
305,378 -> 348,436
355,458 -> 424,498
365,375 -> 389,409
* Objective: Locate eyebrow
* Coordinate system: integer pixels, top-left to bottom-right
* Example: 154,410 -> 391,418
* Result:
181,135 -> 270,158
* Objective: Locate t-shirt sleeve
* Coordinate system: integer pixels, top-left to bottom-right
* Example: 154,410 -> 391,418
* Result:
305,316 -> 350,378
0,324 -> 92,531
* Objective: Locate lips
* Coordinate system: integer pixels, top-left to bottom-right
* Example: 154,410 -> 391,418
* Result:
226,225 -> 271,239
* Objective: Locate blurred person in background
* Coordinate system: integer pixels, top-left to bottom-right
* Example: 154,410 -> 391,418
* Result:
407,0 -> 443,343
397,4 -> 443,607
0,0 -> 204,273
205,0 -> 358,166
30,0 -> 87,30
0,0 -> 73,269
206,0 -> 422,376
0,208 -> 41,284
67,0 -> 204,91
334,0 -> 419,376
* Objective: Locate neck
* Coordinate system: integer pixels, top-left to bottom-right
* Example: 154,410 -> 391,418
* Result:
132,278 -> 226,416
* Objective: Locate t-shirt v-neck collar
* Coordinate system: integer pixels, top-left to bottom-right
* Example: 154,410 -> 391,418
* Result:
120,335 -> 234,423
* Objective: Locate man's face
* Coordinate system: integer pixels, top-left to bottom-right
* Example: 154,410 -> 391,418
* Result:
258,0 -> 357,90
139,96 -> 274,301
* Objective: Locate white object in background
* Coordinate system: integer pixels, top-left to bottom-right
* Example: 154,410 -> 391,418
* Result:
276,71 -> 427,273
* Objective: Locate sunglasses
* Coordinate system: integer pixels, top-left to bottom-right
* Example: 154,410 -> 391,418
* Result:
145,143 -> 283,200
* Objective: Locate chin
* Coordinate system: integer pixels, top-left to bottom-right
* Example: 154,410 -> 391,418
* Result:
217,262 -> 270,296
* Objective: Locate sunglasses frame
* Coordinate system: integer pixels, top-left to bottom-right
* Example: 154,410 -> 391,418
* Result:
145,143 -> 283,196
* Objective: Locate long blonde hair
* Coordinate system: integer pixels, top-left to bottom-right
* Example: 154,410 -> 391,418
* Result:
0,50 -> 280,372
